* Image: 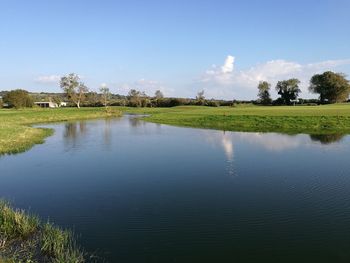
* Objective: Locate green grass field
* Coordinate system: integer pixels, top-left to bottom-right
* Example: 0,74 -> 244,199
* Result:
1,104 -> 350,155
120,104 -> 350,134
0,107 -> 121,155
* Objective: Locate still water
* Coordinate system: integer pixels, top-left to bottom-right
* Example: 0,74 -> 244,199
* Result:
1,116 -> 350,262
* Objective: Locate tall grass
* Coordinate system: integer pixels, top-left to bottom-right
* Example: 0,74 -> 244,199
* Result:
0,200 -> 86,262
41,223 -> 84,263
0,201 -> 39,240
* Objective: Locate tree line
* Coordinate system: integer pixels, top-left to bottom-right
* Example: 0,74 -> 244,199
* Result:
1,71 -> 349,109
257,71 -> 350,105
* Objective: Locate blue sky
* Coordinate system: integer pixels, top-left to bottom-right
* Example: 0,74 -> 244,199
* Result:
1,0 -> 350,99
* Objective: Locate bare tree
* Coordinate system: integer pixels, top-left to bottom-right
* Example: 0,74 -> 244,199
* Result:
60,73 -> 88,108
196,90 -> 205,105
100,83 -> 111,108
154,90 -> 164,99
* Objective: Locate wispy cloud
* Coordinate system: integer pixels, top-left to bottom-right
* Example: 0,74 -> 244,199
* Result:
34,75 -> 61,84
198,56 -> 350,99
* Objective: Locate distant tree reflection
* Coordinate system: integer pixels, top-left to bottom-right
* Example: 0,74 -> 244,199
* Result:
64,123 -> 78,140
63,121 -> 87,149
309,134 -> 346,144
129,116 -> 144,127
104,119 -> 112,147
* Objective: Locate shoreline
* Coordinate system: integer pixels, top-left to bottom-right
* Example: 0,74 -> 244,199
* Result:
1,105 -> 350,155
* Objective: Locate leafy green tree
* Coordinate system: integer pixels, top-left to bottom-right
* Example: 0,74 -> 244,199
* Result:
3,89 -> 33,108
275,79 -> 301,105
60,73 -> 88,108
309,71 -> 350,103
257,81 -> 272,105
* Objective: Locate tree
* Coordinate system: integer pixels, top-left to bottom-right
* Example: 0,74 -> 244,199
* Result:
52,96 -> 62,107
309,71 -> 350,103
154,90 -> 164,99
275,79 -> 301,105
127,89 -> 142,107
257,81 -> 272,105
140,91 -> 150,107
60,73 -> 88,108
196,90 -> 205,105
100,84 -> 111,108
3,89 -> 33,108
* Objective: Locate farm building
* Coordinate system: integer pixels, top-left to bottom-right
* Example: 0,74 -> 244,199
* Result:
34,101 -> 67,108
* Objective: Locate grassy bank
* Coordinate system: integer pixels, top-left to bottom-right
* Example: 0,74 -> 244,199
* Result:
1,104 -> 350,155
0,107 -> 121,155
119,104 -> 350,134
0,201 -> 86,263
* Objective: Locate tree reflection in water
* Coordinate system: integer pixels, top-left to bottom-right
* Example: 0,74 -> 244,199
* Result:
63,122 -> 87,149
104,119 -> 112,148
309,133 -> 346,144
128,116 -> 144,127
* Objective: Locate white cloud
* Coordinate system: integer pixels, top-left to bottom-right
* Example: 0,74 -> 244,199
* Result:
221,55 -> 235,73
199,56 -> 350,100
100,83 -> 108,88
34,75 -> 61,84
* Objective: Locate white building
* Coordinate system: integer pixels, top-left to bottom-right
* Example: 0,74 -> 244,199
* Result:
34,101 -> 58,108
34,101 -> 68,108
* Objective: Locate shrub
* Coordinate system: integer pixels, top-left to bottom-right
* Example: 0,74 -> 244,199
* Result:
2,90 -> 34,108
206,100 -> 220,107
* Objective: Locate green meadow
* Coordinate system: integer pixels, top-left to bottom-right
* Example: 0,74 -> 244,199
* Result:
120,104 -> 350,134
1,104 -> 350,155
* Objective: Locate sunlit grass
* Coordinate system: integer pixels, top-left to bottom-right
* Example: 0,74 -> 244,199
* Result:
41,223 -> 84,263
0,201 -> 39,241
119,104 -> 350,134
1,104 -> 350,155
0,200 -> 86,262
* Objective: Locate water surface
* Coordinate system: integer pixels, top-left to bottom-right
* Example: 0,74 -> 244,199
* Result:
1,116 -> 350,262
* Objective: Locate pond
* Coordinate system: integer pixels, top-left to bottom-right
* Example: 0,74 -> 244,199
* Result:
1,115 -> 350,262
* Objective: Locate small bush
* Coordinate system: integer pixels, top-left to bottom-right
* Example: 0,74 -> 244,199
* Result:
206,100 -> 220,107
2,90 -> 34,109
